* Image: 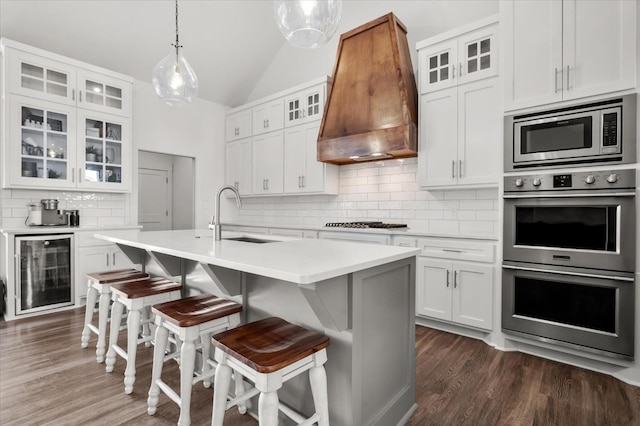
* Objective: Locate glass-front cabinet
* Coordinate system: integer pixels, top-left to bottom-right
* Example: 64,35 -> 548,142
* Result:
77,69 -> 131,116
77,111 -> 130,191
8,48 -> 77,106
5,95 -> 130,192
9,95 -> 77,188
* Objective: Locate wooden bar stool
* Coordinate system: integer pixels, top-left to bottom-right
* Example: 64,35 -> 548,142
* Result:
147,294 -> 243,426
210,317 -> 330,426
105,277 -> 182,394
80,268 -> 149,363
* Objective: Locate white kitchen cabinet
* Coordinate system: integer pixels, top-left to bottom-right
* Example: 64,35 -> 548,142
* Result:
75,230 -> 136,303
225,108 -> 252,141
76,110 -> 131,191
416,258 -> 493,330
252,99 -> 284,136
502,0 -> 636,111
284,83 -> 325,127
284,122 -> 338,194
318,231 -> 391,245
5,41 -> 132,117
2,40 -> 134,192
252,130 -> 284,195
418,19 -> 498,94
418,77 -> 500,188
413,238 -> 494,330
225,137 -> 252,195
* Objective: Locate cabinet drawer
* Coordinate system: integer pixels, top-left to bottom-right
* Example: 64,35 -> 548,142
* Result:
393,236 -> 417,247
416,238 -> 494,263
318,231 -> 391,245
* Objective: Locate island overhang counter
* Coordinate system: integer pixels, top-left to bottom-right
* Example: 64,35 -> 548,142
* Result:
95,229 -> 420,426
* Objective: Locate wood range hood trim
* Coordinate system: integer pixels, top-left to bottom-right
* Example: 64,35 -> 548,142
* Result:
317,12 -> 419,165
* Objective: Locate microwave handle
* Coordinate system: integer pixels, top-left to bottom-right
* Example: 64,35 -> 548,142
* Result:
502,264 -> 634,282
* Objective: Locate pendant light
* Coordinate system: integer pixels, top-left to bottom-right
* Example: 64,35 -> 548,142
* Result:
273,0 -> 342,49
152,0 -> 198,107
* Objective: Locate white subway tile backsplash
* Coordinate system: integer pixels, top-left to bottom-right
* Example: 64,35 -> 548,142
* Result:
236,158 -> 498,237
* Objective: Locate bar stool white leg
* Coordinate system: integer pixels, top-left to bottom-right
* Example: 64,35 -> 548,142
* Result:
96,288 -> 111,363
309,364 -> 330,426
123,307 -> 142,394
148,320 -> 170,415
201,332 -> 213,388
235,372 -> 247,414
81,280 -> 97,348
258,391 -> 279,426
211,357 -> 232,426
105,294 -> 125,372
178,330 -> 197,426
142,306 -> 152,347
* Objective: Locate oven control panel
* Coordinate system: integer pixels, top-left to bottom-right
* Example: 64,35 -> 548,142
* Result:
504,168 -> 636,192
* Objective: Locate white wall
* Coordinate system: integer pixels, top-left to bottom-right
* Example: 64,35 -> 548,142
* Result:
247,0 -> 498,103
132,80 -> 228,229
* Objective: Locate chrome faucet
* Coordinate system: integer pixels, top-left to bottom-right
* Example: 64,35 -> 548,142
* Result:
213,185 -> 242,241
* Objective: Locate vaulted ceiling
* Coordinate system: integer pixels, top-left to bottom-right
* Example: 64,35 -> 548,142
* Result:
0,1 -> 498,107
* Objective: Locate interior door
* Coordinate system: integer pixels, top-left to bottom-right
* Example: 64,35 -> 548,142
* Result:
138,168 -> 170,231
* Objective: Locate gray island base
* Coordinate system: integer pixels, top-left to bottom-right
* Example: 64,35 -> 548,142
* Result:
95,229 -> 419,425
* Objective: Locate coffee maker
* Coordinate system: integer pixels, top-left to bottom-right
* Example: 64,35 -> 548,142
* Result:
40,199 -> 68,226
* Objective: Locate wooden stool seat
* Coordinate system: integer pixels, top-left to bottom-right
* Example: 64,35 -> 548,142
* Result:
80,268 -> 149,363
213,317 -> 329,374
152,294 -> 243,327
111,277 -> 182,299
211,317 -> 330,426
147,294 -> 243,426
105,276 -> 182,394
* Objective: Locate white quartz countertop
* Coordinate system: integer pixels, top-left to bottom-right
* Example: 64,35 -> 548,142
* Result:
95,229 -> 421,285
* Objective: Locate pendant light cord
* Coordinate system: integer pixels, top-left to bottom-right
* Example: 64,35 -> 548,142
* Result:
173,0 -> 182,63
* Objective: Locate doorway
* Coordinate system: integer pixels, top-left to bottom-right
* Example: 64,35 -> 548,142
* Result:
138,151 -> 195,231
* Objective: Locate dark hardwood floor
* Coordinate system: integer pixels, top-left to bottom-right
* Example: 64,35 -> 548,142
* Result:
1,307 -> 638,425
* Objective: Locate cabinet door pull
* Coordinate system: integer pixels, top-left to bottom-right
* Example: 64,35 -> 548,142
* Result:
554,68 -> 561,93
452,160 -> 456,178
446,270 -> 450,287
72,89 -> 75,101
112,253 -> 116,265
78,168 -> 83,183
301,175 -> 305,188
79,90 -> 83,103
452,64 -> 455,80
442,248 -> 462,253
266,179 -> 269,190
71,168 -> 75,183
298,176 -> 302,188
566,65 -> 571,91
459,62 -> 463,77
454,270 -> 458,288
459,160 -> 463,178
106,253 -> 110,266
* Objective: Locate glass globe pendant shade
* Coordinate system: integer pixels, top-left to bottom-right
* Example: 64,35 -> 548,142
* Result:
152,46 -> 198,107
273,0 -> 342,49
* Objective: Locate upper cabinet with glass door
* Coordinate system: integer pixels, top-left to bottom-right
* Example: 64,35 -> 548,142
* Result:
2,39 -> 133,117
418,17 -> 498,93
284,83 -> 326,127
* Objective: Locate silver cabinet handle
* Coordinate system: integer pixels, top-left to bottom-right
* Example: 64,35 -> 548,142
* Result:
266,179 -> 269,190
459,160 -> 463,178
79,90 -> 83,102
566,65 -> 571,91
112,252 -> 116,265
459,62 -> 463,77
72,89 -> 75,101
452,160 -> 455,178
446,270 -> 450,287
71,167 -> 75,183
454,270 -> 458,288
298,176 -> 302,188
78,168 -> 83,183
301,175 -> 305,188
452,64 -> 455,80
554,67 -> 562,93
106,253 -> 110,266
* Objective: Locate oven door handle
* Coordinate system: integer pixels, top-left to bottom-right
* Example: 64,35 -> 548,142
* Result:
502,264 -> 635,282
503,192 -> 636,199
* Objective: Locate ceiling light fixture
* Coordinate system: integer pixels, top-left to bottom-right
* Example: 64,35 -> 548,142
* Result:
273,0 -> 342,49
152,0 -> 198,107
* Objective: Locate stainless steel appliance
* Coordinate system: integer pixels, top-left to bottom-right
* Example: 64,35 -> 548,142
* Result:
504,94 -> 636,171
502,168 -> 636,360
15,234 -> 74,315
39,199 -> 68,226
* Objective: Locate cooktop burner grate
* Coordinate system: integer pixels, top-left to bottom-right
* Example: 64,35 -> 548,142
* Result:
325,221 -> 408,229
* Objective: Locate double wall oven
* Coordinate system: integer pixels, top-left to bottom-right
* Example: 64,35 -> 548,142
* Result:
502,169 -> 636,360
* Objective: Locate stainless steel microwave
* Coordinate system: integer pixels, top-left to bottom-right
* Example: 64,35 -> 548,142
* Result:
505,94 -> 636,171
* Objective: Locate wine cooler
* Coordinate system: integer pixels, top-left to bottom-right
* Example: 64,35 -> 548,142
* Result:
16,234 -> 74,315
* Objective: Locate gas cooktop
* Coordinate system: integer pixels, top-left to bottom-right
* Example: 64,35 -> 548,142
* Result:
325,221 -> 408,229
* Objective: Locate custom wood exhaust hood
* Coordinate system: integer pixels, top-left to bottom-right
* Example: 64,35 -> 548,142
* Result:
317,13 -> 418,165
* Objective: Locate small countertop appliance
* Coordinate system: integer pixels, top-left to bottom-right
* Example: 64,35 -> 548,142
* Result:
26,199 -> 68,226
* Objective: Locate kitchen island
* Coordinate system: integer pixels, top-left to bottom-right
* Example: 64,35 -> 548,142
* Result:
95,229 -> 420,426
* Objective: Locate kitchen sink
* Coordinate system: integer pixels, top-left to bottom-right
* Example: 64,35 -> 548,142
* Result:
223,236 -> 278,244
